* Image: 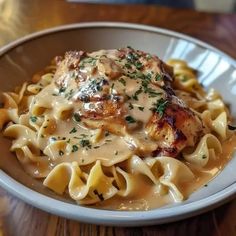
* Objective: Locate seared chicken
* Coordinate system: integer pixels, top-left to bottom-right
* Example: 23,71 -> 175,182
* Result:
53,47 -> 204,158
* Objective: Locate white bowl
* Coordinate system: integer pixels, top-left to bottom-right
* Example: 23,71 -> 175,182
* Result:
0,22 -> 235,226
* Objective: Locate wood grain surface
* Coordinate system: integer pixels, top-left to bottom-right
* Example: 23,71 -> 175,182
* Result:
0,0 -> 236,235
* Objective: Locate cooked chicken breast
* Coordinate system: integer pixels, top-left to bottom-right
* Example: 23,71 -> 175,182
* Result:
53,47 -> 204,157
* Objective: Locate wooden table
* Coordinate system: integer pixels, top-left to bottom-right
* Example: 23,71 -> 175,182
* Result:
0,0 -> 236,235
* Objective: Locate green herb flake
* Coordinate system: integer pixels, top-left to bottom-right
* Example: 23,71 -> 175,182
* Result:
126,94 -> 131,100
146,54 -> 152,60
105,139 -> 112,142
72,145 -> 79,153
80,139 -> 91,148
73,113 -> 81,122
126,52 -> 139,63
151,98 -> 169,117
135,61 -> 143,70
124,63 -> 132,69
118,78 -> 126,86
59,87 -> 66,93
145,73 -> 152,81
114,150 -> 118,155
155,74 -> 162,81
125,115 -> 136,124
132,88 -> 143,101
59,150 -> 64,156
69,127 -> 77,134
104,131 -> 110,137
202,155 -> 207,159
138,106 -> 144,111
93,189 -> 104,201
30,116 -> 37,123
128,103 -> 134,110
80,57 -> 97,68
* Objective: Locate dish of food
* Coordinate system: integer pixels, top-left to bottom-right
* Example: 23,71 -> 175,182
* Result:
0,22 -> 235,225
1,45 -> 235,211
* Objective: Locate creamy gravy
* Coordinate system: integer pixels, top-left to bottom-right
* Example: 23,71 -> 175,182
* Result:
95,135 -> 236,210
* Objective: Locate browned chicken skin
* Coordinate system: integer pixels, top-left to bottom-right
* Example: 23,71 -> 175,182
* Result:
146,99 -> 204,157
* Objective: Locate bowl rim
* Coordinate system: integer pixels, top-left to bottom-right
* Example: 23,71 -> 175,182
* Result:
0,22 -> 235,226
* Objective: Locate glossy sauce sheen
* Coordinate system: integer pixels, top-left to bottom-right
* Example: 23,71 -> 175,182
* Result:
24,48 -> 236,210
96,136 -> 236,210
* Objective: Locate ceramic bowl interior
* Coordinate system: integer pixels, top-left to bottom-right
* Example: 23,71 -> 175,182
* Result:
0,23 -> 235,226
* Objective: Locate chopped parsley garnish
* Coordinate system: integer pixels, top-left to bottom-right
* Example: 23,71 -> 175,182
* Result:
73,113 -> 81,122
93,189 -> 104,201
128,103 -> 134,110
59,150 -> 64,156
136,71 -> 145,79
146,54 -> 152,60
126,94 -> 131,100
79,57 -> 97,68
126,52 -> 139,63
147,89 -> 162,98
202,155 -> 207,159
155,74 -> 162,81
94,146 -> 100,149
138,106 -> 144,111
132,88 -> 143,101
69,127 -> 77,134
145,73 -> 152,81
125,115 -> 136,123
114,150 -> 118,155
118,78 -> 126,86
79,139 -> 91,148
72,145 -> 79,153
151,98 -> 169,117
135,61 -> 143,70
124,63 -> 132,69
30,116 -> 37,123
59,87 -> 66,93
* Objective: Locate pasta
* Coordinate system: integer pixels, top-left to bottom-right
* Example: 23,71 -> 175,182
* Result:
1,48 -> 235,210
